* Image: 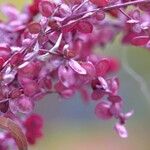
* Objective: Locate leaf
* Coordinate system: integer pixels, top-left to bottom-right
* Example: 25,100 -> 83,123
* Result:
96,59 -> 110,76
39,0 -> 55,17
77,21 -> 93,33
69,59 -> 87,75
28,22 -> 41,34
0,116 -> 28,150
90,0 -> 108,7
62,22 -> 76,33
58,65 -> 75,87
132,36 -> 149,46
95,102 -> 112,120
0,4 -> 20,20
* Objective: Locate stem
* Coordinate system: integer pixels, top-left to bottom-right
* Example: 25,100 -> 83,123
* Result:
62,0 -> 150,26
0,116 -> 28,150
104,0 -> 150,10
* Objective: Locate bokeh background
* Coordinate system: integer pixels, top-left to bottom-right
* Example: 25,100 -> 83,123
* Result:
1,0 -> 150,150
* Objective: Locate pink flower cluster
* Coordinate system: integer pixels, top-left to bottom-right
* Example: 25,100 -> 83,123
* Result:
0,0 -> 149,149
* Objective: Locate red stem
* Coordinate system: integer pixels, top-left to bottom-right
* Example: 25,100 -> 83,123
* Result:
62,0 -> 150,25
104,0 -> 150,10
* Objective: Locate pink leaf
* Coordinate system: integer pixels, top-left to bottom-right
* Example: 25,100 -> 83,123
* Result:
95,101 -> 112,120
81,62 -> 96,77
28,22 -> 41,34
62,22 -> 76,33
77,21 -> 93,33
91,90 -> 105,100
39,1 -> 55,17
90,0 -> 109,7
96,59 -> 110,76
108,95 -> 122,103
132,36 -> 149,46
114,123 -> 128,138
69,59 -> 87,75
0,4 -> 20,21
110,103 -> 122,117
17,97 -> 33,114
64,0 -> 82,4
58,65 -> 75,87
0,44 -> 11,61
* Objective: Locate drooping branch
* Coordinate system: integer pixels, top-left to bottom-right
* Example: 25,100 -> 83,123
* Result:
0,116 -> 28,150
61,0 -> 150,29
104,0 -> 150,10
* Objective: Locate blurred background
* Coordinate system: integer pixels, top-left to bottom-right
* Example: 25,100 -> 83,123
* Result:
1,0 -> 150,150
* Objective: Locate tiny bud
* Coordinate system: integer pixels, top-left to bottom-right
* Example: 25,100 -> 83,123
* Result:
90,0 -> 109,7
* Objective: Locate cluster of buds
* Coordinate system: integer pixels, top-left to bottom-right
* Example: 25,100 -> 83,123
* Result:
0,0 -> 149,149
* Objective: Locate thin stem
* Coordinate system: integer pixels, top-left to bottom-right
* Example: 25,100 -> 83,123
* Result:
62,0 -> 150,26
119,8 -> 131,19
104,0 -> 150,10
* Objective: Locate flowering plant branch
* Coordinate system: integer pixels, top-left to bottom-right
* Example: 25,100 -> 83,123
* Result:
0,0 -> 149,149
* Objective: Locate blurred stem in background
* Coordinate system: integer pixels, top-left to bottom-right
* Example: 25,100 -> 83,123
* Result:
122,48 -> 150,104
